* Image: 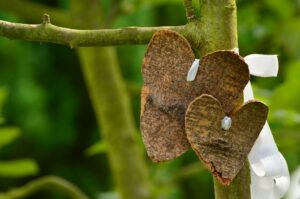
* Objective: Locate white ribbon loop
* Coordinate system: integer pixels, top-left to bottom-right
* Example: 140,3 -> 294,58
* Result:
251,153 -> 286,177
286,166 -> 300,198
244,54 -> 279,77
244,53 -> 290,199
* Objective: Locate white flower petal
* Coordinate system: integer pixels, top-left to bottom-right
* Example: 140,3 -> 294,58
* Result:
187,59 -> 200,81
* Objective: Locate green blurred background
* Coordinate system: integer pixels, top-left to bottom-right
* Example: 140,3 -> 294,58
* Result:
0,0 -> 299,198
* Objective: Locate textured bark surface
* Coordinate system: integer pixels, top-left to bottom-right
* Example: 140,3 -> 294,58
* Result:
141,87 -> 190,162
141,30 -> 250,162
142,29 -> 195,119
185,94 -> 268,185
197,51 -> 250,114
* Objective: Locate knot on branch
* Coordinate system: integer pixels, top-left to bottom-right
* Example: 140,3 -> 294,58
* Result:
42,14 -> 51,25
69,40 -> 78,49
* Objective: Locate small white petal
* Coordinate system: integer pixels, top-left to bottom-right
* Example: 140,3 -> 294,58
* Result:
187,59 -> 200,81
221,116 -> 232,131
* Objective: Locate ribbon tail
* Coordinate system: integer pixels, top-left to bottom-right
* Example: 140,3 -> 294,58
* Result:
286,166 -> 300,198
245,81 -> 290,199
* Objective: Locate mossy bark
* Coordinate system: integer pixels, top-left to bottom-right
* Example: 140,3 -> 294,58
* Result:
199,0 -> 238,55
78,47 -> 152,199
214,162 -> 251,199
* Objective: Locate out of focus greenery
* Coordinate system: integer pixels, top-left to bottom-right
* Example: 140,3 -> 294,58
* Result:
0,0 -> 299,198
0,88 -> 39,179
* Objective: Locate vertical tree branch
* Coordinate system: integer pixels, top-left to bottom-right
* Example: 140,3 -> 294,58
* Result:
183,0 -> 196,22
213,162 -> 251,199
198,0 -> 250,198
199,0 -> 238,55
78,47 -> 152,199
70,1 -> 153,199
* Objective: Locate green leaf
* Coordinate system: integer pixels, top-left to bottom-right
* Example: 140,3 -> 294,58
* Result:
0,159 -> 39,178
85,141 -> 107,156
271,61 -> 300,111
0,127 -> 21,150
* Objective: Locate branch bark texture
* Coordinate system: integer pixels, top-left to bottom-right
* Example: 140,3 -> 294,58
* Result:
0,20 -> 186,48
199,0 -> 238,55
183,0 -> 196,22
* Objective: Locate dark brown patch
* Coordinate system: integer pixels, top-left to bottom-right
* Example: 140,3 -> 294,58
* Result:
141,92 -> 190,162
141,29 -> 250,162
185,94 -> 268,185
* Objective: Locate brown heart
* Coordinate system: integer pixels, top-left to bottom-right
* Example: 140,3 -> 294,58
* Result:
141,29 -> 250,162
185,94 -> 268,185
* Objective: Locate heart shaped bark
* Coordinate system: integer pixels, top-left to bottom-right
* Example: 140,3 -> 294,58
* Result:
141,29 -> 250,162
185,94 -> 268,185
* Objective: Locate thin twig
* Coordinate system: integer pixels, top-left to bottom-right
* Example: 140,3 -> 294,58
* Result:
183,0 -> 196,22
0,176 -> 89,199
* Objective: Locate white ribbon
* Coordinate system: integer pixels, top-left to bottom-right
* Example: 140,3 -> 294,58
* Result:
244,55 -> 290,199
186,51 -> 290,199
286,166 -> 300,198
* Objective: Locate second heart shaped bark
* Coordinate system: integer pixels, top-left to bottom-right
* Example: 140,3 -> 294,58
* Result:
185,94 -> 268,185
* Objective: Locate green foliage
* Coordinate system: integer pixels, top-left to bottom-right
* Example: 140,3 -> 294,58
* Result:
271,61 -> 300,111
0,86 -> 39,179
0,127 -> 20,149
85,141 -> 107,157
0,159 -> 39,178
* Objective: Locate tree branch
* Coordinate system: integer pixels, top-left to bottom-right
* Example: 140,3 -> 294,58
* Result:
183,0 -> 196,22
198,0 -> 238,55
0,0 -> 70,27
0,176 -> 89,199
0,18 -> 188,48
